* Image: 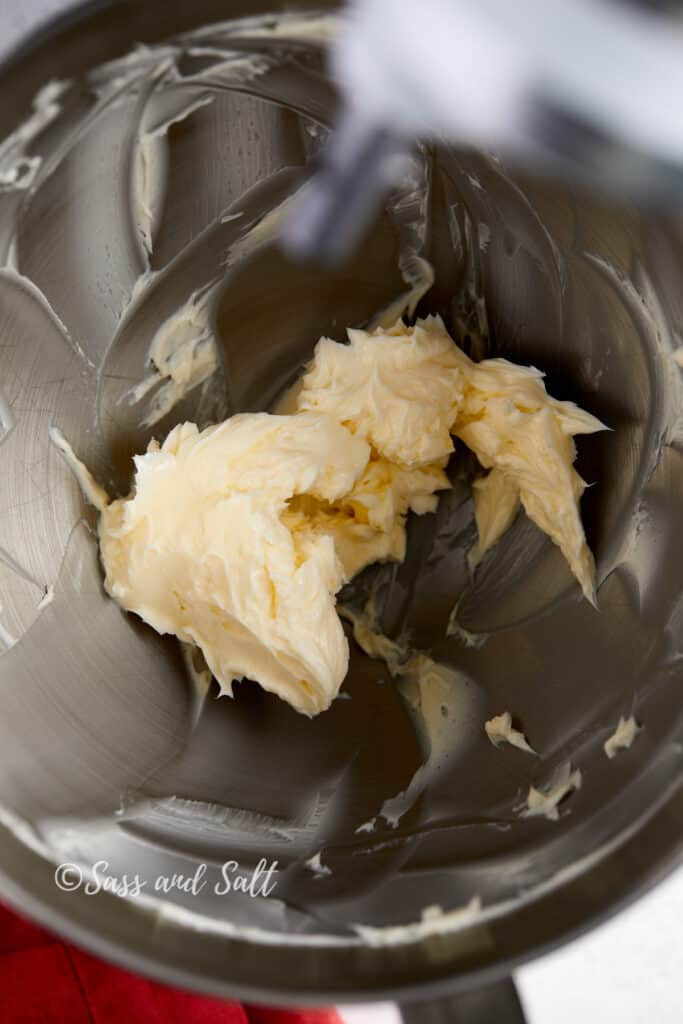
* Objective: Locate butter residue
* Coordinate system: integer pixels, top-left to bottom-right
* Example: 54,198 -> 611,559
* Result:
48,427 -> 110,513
126,189 -> 304,428
133,86 -> 216,256
0,385 -> 16,443
37,585 -> 55,611
126,287 -> 220,427
604,715 -> 641,759
0,600 -> 15,648
352,895 -> 481,947
377,653 -> 471,827
303,851 -> 332,877
341,601 -> 479,827
0,80 -> 68,191
521,761 -> 582,821
340,604 -> 407,677
485,711 -> 536,755
188,11 -> 340,44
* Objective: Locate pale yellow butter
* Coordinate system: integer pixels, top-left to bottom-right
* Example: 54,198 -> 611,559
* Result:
95,316 -> 604,715
99,413 -> 369,716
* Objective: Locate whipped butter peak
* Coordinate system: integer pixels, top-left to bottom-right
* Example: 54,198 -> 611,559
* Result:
298,318 -> 464,468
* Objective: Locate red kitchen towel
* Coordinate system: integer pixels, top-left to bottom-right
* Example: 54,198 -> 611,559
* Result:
0,900 -> 342,1024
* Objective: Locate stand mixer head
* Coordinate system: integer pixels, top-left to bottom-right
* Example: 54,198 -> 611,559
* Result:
284,0 -> 683,263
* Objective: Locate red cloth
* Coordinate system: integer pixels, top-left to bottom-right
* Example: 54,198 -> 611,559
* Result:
0,901 -> 342,1024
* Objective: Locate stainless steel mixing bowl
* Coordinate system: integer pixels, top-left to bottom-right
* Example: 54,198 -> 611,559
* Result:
1,2 -> 683,1020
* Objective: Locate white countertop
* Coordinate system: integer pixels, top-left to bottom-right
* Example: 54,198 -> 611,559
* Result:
340,863 -> 683,1023
517,862 -> 683,1023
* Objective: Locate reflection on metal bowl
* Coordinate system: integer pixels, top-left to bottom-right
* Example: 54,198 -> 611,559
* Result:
0,1 -> 682,1017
